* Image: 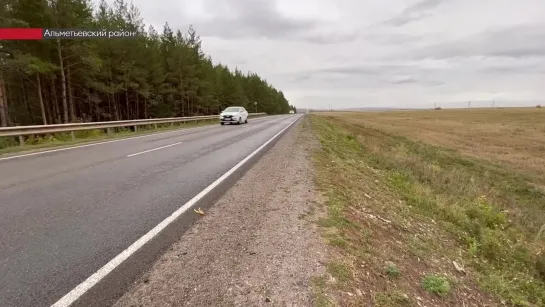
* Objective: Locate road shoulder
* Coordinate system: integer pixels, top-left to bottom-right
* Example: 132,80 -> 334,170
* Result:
114,117 -> 328,306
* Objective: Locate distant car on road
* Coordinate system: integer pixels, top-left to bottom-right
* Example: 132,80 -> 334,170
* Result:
220,106 -> 248,125
289,110 -> 295,114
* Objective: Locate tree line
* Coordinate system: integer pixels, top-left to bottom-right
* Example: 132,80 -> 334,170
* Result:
0,0 -> 295,127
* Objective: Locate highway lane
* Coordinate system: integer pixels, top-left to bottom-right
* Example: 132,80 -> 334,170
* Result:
0,114 -> 297,307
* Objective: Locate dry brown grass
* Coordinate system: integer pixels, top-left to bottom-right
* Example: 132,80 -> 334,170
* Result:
309,108 -> 545,307
328,108 -> 545,181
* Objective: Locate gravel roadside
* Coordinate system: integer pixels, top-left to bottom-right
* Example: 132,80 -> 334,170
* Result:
114,118 -> 327,307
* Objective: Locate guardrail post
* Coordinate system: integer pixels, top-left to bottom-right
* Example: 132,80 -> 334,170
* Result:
154,124 -> 158,130
0,114 -> 268,143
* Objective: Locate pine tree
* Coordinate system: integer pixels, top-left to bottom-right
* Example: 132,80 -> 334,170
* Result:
0,0 -> 293,127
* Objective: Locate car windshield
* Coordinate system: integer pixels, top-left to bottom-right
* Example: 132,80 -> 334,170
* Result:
223,107 -> 240,113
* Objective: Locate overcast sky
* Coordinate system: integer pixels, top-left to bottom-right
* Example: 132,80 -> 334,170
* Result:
106,0 -> 545,109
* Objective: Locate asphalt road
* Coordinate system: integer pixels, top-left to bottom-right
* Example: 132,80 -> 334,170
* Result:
0,115 -> 298,307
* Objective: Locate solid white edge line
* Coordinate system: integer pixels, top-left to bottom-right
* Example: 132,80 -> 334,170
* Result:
0,116 -> 276,162
50,115 -> 302,307
126,141 -> 184,157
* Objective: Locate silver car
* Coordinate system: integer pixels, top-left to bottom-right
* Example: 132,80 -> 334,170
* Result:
219,107 -> 249,125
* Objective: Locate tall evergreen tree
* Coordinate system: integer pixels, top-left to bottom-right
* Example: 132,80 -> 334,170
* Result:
0,0 -> 292,126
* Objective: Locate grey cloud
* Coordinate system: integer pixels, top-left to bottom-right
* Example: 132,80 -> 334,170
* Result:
121,0 -> 545,108
409,23 -> 545,59
364,32 -> 425,45
289,74 -> 312,83
426,80 -> 445,86
299,62 -> 443,77
303,31 -> 360,45
384,12 -> 432,27
389,77 -> 417,84
311,66 -> 382,75
199,0 -> 314,38
284,63 -> 447,91
384,77 -> 444,86
283,70 -> 383,90
408,0 -> 445,12
186,0 -> 357,44
481,62 -> 545,75
382,0 -> 445,27
485,67 -> 545,74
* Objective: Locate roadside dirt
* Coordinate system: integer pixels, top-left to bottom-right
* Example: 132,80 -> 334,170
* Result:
114,120 -> 328,307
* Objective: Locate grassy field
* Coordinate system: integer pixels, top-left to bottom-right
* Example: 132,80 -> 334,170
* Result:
310,108 -> 545,306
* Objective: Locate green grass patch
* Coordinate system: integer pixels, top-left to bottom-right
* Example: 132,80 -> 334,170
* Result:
421,274 -> 452,296
326,262 -> 352,284
385,262 -> 401,278
373,290 -> 414,307
312,276 -> 334,307
311,114 -> 545,306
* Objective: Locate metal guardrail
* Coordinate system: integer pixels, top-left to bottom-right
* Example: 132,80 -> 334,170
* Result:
0,113 -> 267,145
